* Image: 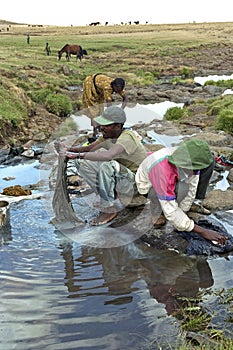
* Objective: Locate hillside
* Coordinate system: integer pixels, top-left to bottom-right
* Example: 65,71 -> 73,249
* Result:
0,18 -> 24,25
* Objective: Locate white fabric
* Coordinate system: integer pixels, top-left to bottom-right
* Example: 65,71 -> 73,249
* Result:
159,199 -> 195,232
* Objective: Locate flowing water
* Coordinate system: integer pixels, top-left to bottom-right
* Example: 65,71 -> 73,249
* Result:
1,102 -> 233,350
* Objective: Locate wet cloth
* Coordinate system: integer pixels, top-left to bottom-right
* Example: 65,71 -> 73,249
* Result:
179,219 -> 233,256
140,218 -> 233,256
82,74 -> 126,119
52,154 -> 84,229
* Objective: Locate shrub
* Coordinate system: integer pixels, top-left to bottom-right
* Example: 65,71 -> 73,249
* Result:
207,95 -> 233,116
45,93 -> 73,117
215,109 -> 233,135
0,80 -> 34,125
53,117 -> 78,138
72,99 -> 82,111
180,66 -> 194,79
204,79 -> 217,86
205,79 -> 233,89
164,106 -> 186,120
31,88 -> 54,104
135,70 -> 155,85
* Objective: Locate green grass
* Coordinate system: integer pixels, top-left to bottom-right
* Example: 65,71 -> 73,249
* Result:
1,21 -> 233,143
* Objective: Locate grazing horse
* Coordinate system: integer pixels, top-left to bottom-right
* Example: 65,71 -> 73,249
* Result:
57,44 -> 87,61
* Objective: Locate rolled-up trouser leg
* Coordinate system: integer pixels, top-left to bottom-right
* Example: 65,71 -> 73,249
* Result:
195,160 -> 215,199
98,161 -> 136,208
115,164 -> 136,206
73,159 -> 136,208
97,161 -> 118,207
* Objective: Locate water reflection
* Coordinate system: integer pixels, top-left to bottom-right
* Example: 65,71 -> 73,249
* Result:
0,225 -> 12,246
58,235 -> 214,317
0,195 -> 232,349
146,130 -> 183,147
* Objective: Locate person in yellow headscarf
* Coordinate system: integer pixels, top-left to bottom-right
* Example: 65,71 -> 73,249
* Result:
82,74 -> 128,137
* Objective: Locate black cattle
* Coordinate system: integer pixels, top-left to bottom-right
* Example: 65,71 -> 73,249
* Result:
89,22 -> 100,26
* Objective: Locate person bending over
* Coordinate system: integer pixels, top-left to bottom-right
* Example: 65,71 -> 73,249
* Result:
82,74 -> 128,137
135,139 -> 227,245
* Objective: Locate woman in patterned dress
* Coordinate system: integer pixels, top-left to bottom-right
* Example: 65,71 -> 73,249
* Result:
82,74 -> 128,137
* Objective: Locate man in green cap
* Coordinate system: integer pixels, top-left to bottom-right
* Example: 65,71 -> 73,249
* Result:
135,139 -> 227,245
63,106 -> 147,225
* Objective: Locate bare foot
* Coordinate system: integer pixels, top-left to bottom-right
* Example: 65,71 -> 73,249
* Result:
90,211 -> 117,226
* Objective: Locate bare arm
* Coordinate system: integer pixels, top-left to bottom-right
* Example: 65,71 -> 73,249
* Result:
158,199 -> 227,245
66,139 -> 101,153
121,93 -> 128,109
66,143 -> 125,161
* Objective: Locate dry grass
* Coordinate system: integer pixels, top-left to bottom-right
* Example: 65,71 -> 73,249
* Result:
1,21 -> 233,42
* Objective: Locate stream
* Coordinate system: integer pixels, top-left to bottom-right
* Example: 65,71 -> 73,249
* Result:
0,95 -> 233,350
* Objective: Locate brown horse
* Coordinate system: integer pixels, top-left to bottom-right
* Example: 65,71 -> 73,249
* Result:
57,44 -> 88,61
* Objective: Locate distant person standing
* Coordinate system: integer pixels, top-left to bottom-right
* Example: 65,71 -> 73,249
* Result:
45,42 -> 51,56
27,34 -> 30,44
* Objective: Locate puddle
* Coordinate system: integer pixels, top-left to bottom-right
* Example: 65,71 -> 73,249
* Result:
72,101 -> 184,133
195,74 -> 233,95
213,170 -> 230,191
222,89 -> 233,95
194,74 -> 233,85
0,160 -> 41,187
146,130 -> 183,147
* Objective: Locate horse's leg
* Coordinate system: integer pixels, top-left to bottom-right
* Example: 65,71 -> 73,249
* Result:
76,52 -> 82,61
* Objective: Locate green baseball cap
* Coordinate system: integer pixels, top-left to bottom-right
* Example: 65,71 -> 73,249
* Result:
94,106 -> 126,125
168,139 -> 213,170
